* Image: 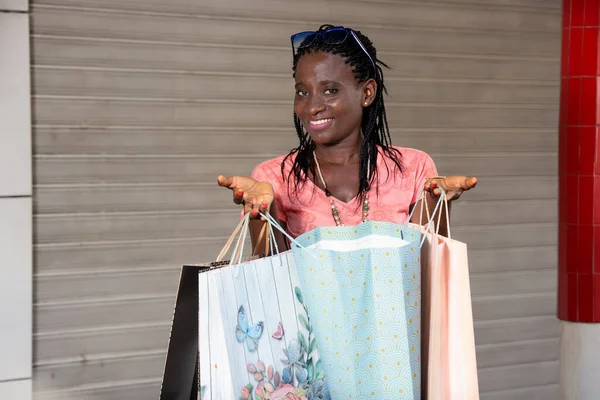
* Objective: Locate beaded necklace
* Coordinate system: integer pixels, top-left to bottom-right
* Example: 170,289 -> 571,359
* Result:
313,151 -> 370,226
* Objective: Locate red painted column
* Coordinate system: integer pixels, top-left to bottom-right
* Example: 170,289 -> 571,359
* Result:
558,0 -> 600,322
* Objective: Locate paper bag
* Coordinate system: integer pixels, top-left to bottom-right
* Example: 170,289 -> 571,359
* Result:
290,221 -> 423,400
160,215 -> 330,400
412,193 -> 479,400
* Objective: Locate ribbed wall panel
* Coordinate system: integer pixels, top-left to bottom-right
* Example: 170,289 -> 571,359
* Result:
31,1 -> 561,398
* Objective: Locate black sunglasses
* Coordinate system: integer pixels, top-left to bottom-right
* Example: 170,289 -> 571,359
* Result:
290,27 -> 377,75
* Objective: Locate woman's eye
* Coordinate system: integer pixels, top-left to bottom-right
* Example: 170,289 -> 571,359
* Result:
295,90 -> 308,96
324,88 -> 338,95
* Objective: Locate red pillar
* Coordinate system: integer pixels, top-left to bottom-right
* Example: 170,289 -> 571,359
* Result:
558,0 -> 600,322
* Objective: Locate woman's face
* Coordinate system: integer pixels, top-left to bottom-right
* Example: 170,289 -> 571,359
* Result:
294,51 -> 374,147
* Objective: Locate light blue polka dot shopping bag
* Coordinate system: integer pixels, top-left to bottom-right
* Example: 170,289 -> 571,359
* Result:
293,222 -> 423,400
262,199 -> 443,400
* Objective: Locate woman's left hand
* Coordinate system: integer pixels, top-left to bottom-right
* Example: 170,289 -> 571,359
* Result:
424,176 -> 478,201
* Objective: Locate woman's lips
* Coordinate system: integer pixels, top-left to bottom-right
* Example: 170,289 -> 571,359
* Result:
307,118 -> 334,131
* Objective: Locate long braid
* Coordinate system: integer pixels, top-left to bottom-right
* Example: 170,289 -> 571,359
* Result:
283,24 -> 402,203
284,112 -> 316,193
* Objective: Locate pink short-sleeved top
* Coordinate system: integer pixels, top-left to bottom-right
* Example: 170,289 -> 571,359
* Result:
251,146 -> 438,238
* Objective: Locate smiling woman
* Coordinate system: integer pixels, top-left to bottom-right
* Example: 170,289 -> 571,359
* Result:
217,24 -> 477,250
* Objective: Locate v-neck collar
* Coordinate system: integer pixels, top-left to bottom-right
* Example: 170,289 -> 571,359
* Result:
306,147 -> 383,206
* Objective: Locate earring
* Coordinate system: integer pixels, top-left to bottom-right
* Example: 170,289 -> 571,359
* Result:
364,101 -> 368,105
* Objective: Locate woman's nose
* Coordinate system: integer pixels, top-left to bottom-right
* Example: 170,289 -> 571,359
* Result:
307,95 -> 326,115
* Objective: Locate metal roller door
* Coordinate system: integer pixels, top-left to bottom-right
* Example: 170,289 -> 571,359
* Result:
31,0 -> 560,398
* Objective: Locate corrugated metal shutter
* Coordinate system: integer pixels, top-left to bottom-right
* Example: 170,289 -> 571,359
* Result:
31,1 -> 560,399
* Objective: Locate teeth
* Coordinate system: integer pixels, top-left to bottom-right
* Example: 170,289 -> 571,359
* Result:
309,118 -> 332,125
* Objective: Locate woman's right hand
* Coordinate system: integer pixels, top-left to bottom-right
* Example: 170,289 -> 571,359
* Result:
217,175 -> 274,219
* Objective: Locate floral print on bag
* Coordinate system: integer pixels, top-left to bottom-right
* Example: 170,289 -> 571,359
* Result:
238,287 -> 330,400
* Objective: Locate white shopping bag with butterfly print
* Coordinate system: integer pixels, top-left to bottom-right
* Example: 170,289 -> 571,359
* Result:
160,214 -> 330,400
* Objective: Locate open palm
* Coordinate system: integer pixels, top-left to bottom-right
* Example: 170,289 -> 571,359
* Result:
217,175 -> 274,217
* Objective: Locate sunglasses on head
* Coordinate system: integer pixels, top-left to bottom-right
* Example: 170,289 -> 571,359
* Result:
290,26 -> 377,75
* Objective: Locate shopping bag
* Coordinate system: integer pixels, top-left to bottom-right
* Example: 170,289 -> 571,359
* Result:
159,215 -> 259,400
160,214 -> 331,400
286,219 -> 426,400
410,192 -> 479,400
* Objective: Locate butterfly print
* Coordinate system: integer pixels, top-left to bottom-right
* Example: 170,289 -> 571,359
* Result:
272,321 -> 284,340
235,305 -> 264,352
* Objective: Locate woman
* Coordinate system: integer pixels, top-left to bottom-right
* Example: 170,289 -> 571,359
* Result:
218,24 -> 477,251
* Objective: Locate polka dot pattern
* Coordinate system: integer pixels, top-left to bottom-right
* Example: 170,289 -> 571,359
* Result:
292,222 -> 422,399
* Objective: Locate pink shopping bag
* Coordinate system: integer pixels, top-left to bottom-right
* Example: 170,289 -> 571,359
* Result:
410,192 -> 479,400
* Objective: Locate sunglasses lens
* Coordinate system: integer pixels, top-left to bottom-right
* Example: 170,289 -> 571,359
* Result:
292,31 -> 317,53
321,28 -> 348,45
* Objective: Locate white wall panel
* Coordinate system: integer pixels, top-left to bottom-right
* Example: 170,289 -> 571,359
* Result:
0,198 -> 32,380
0,13 -> 31,196
0,379 -> 32,400
0,7 -> 32,400
0,0 -> 27,11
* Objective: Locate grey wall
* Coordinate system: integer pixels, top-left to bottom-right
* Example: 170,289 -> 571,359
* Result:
31,1 -> 561,399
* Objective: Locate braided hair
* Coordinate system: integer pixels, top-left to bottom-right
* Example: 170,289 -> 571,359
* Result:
282,24 -> 402,204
